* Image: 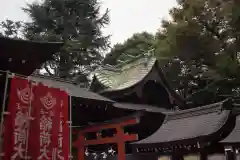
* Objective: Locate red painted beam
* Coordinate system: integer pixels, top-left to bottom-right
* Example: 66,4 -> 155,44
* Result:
78,118 -> 138,133
75,134 -> 138,146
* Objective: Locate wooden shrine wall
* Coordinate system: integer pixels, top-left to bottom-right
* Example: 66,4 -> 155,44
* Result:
85,154 -> 158,160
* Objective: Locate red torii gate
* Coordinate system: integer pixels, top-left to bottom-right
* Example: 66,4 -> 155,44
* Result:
73,116 -> 139,160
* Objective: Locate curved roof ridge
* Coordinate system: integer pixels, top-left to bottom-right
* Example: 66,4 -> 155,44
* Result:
93,56 -> 156,90
115,52 -> 154,67
97,54 -> 155,72
165,99 -> 230,121
93,54 -> 155,76
97,65 -> 121,72
121,57 -> 156,71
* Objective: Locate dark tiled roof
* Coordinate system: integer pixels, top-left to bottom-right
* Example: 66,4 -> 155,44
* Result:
91,55 -> 185,107
28,75 -> 113,102
113,103 -> 172,114
132,100 -> 231,146
0,36 -> 63,75
221,115 -> 240,143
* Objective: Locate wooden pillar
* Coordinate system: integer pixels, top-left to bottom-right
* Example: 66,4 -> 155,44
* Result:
225,146 -> 235,160
200,150 -> 207,160
118,141 -> 126,160
225,151 -> 235,160
236,149 -> 239,160
172,153 -> 183,160
77,134 -> 85,160
116,126 -> 125,160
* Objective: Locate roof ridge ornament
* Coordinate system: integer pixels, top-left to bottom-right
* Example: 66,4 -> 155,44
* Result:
115,50 -> 155,67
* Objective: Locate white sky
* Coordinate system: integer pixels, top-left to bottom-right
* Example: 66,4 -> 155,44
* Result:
0,0 -> 177,46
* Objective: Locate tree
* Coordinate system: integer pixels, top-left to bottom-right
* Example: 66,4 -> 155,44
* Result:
103,32 -> 154,65
100,0 -> 240,106
103,0 -> 240,106
1,0 -> 110,83
0,20 -> 24,39
154,0 -> 240,106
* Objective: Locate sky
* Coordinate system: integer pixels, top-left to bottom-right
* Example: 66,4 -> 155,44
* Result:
0,0 -> 177,46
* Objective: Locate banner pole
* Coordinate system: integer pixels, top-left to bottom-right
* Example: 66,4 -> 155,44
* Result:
69,94 -> 72,159
0,71 -> 10,157
24,79 -> 34,159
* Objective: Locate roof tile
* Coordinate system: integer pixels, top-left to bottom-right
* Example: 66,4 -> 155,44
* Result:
132,100 -> 231,146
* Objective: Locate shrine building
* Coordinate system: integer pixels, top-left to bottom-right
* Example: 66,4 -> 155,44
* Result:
0,36 -> 240,160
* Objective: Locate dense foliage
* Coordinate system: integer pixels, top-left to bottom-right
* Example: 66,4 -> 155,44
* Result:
156,0 -> 240,105
104,0 -> 240,106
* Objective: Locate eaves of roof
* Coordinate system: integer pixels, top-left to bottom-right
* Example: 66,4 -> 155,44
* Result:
113,103 -> 173,114
132,99 -> 233,148
0,36 -> 63,75
221,114 -> 240,144
28,75 -> 113,103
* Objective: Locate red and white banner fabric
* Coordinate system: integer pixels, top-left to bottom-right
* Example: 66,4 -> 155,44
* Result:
29,83 -> 62,160
3,77 -> 35,160
3,77 -> 69,160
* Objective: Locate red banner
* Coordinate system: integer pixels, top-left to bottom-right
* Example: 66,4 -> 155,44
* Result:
3,77 -> 35,160
29,83 -> 63,160
3,77 -> 69,160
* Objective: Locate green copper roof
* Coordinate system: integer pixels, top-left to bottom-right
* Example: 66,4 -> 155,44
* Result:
94,56 -> 156,91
